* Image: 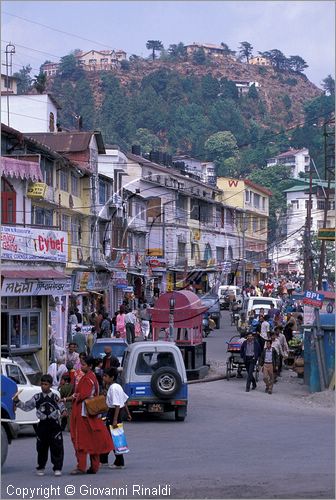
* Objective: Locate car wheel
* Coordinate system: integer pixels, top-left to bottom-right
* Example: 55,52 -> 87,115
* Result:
175,406 -> 187,422
150,367 -> 182,399
1,425 -> 8,466
215,318 -> 220,329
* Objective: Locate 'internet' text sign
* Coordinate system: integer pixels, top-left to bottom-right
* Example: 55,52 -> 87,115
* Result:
303,290 -> 325,308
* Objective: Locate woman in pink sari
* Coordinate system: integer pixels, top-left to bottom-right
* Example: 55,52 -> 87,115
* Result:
70,356 -> 112,474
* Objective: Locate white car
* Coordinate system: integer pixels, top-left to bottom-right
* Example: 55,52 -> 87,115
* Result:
243,297 -> 282,316
1,357 -> 59,426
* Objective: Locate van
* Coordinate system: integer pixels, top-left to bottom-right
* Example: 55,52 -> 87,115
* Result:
243,297 -> 282,316
218,285 -> 243,310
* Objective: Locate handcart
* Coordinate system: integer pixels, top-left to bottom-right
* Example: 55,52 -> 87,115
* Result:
225,335 -> 259,381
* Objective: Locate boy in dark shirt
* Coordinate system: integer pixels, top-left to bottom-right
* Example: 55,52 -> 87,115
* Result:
14,374 -> 66,476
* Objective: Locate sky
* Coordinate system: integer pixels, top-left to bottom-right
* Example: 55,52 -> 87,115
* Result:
1,0 -> 335,88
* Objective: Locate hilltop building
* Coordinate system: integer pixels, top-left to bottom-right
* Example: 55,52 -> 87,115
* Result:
267,148 -> 310,179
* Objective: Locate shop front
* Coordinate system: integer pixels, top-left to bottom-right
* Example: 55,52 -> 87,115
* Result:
1,268 -> 71,381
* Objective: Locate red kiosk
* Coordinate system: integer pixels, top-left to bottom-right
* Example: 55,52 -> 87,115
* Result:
151,291 -> 209,380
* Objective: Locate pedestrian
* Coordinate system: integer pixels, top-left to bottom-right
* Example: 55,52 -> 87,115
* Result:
47,358 -> 67,389
74,352 -> 87,386
260,339 -> 278,394
86,327 -> 97,355
102,346 -> 120,371
68,309 -> 78,341
59,374 -> 74,431
260,315 -> 271,341
13,374 -> 66,476
72,326 -> 87,355
240,333 -> 261,392
66,342 -> 80,367
116,310 -> 126,339
274,325 -> 289,375
270,332 -> 284,382
100,367 -> 132,469
70,356 -> 113,475
95,308 -> 105,336
65,361 -> 76,386
125,308 -> 136,344
75,307 -> 83,324
100,312 -> 112,338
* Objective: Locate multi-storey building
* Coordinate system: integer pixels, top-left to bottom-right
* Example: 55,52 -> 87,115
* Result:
76,49 -> 127,71
1,124 -> 71,377
173,155 -> 217,186
185,43 -> 231,59
266,148 -> 310,179
217,177 -> 271,285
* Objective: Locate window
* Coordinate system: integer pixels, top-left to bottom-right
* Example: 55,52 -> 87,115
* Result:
147,171 -> 152,180
156,175 -> 161,184
253,217 -> 258,232
191,243 -> 196,259
305,200 -> 313,209
253,193 -> 260,209
6,364 -> 26,385
216,247 -> 225,262
291,200 -> 299,210
89,58 -> 97,64
215,207 -> 224,228
245,190 -> 250,203
260,218 -> 266,232
317,220 -> 324,229
262,197 -> 266,211
1,178 -> 16,224
71,217 -> 81,245
178,242 -> 186,257
32,206 -> 53,226
99,179 -> 109,205
225,209 -> 234,227
60,169 -> 69,191
71,174 -> 79,197
135,351 -> 176,375
317,200 -> 325,210
3,312 -> 42,349
61,214 -> 70,232
328,201 -> 335,211
41,159 -> 53,186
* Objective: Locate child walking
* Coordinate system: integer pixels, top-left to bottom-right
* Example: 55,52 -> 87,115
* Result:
100,367 -> 131,469
14,374 -> 66,476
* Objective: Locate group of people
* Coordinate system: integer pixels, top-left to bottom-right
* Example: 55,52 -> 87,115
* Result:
15,343 -> 131,476
242,277 -> 302,299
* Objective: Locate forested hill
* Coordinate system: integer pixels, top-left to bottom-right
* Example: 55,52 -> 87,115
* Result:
43,54 -> 333,182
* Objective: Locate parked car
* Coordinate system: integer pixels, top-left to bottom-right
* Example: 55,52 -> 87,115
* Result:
91,338 -> 128,364
1,374 -> 18,466
1,357 -> 59,426
200,295 -> 221,329
218,286 -> 243,310
121,342 -> 188,421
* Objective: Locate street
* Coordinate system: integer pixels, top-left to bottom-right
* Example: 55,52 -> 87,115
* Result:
2,312 -> 335,499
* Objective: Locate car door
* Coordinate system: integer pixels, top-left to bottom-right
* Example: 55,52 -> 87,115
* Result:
4,363 -> 41,425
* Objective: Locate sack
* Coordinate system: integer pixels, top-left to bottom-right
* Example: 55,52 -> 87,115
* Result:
110,423 -> 129,455
84,395 -> 108,416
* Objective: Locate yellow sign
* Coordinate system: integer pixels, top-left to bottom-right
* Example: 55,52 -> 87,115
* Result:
191,229 -> 201,241
317,228 -> 335,241
166,272 -> 174,292
27,182 -> 47,198
147,248 -> 163,257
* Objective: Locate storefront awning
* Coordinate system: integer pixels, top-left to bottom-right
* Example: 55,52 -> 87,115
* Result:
1,156 -> 43,182
1,269 -> 68,279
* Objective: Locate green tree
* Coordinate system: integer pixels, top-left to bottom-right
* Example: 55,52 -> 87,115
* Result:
247,83 -> 259,99
146,40 -> 164,60
238,41 -> 253,63
321,74 -> 335,96
288,55 -> 308,73
201,74 -> 220,101
204,131 -> 240,176
33,71 -> 47,94
59,53 -> 83,80
73,78 -> 95,130
133,128 -> 162,153
13,64 -> 32,94
192,48 -> 207,65
282,94 -> 292,110
219,78 -> 239,100
168,42 -> 186,61
220,42 -> 236,57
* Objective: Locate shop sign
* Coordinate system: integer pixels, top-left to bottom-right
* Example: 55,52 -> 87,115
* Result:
166,272 -> 174,292
1,225 -> 68,263
111,251 -> 129,269
146,257 -> 166,271
303,290 -> 324,308
2,278 -> 71,296
123,286 -> 134,293
74,272 -> 110,292
221,261 -> 232,273
27,182 -> 47,198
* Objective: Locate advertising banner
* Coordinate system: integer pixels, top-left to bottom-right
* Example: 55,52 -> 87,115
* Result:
74,272 -> 110,292
1,225 -> 68,263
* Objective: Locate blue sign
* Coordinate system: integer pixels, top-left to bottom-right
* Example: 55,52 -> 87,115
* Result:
303,290 -> 325,308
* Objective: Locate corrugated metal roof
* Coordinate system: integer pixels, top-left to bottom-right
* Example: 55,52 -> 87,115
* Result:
24,131 -> 105,154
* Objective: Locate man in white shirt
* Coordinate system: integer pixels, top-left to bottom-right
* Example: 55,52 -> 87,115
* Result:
125,309 -> 136,344
260,316 -> 270,341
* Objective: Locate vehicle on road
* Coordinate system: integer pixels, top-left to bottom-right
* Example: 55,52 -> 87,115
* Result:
1,374 -> 18,466
200,294 -> 221,329
121,341 -> 188,421
91,338 -> 128,364
1,357 -> 59,426
243,297 -> 282,316
218,285 -> 243,310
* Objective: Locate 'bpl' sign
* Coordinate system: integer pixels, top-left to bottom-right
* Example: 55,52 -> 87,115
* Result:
303,290 -> 325,308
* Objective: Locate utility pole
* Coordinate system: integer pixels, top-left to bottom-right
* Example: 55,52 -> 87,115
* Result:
4,42 -> 15,126
303,167 -> 314,290
317,119 -> 335,289
242,211 -> 246,286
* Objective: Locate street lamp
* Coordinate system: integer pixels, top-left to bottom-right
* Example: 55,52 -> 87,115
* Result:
169,297 -> 176,342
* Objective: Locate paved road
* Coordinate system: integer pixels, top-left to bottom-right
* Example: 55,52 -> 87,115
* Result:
2,312 -> 335,499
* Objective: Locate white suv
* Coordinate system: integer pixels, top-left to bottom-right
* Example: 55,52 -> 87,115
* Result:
1,358 -> 59,426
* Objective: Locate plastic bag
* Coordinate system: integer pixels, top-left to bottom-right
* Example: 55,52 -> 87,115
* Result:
110,423 -> 129,454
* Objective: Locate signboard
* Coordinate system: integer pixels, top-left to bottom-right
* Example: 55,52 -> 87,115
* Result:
112,271 -> 128,287
303,290 -> 325,308
166,272 -> 174,292
27,182 -> 47,198
317,228 -> 335,241
1,226 -> 68,263
2,278 -> 71,296
74,272 -> 110,292
146,257 -> 166,271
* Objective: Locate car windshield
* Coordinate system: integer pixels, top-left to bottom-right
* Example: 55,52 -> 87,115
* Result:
251,299 -> 274,306
91,342 -> 127,359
